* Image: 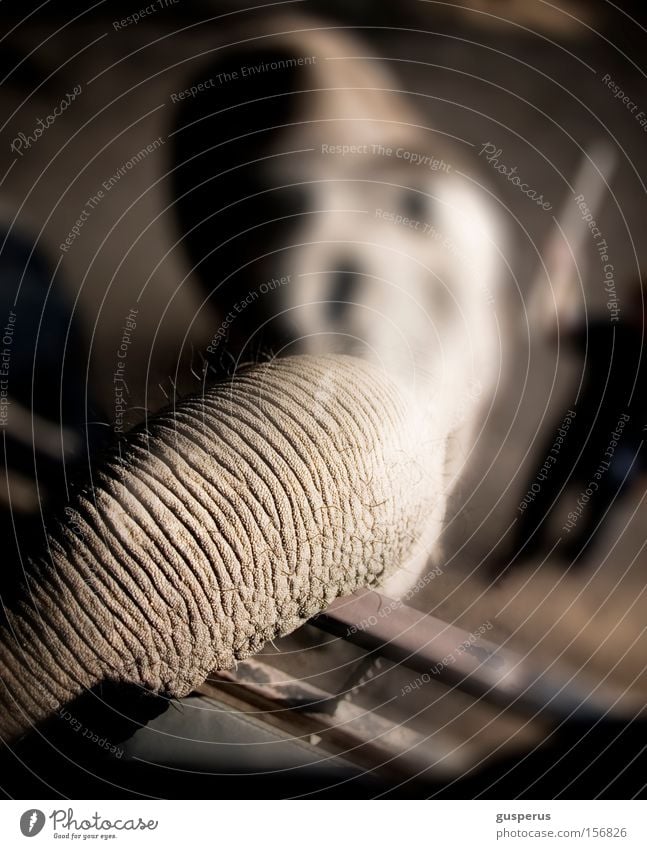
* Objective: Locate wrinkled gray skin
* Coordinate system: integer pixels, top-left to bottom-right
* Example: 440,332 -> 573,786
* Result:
0,355 -> 441,742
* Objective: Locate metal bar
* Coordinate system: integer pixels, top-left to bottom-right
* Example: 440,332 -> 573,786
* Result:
527,141 -> 617,334
203,658 -> 443,779
313,589 -> 630,720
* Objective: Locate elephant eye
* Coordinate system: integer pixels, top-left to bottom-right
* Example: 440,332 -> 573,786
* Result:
400,190 -> 428,224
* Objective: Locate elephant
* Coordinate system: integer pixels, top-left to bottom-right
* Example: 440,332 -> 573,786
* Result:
0,354 -> 443,744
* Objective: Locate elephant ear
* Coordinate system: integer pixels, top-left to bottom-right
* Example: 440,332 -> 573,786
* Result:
171,45 -> 310,364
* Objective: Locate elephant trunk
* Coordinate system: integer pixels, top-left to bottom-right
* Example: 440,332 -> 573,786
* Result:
0,355 -> 442,742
